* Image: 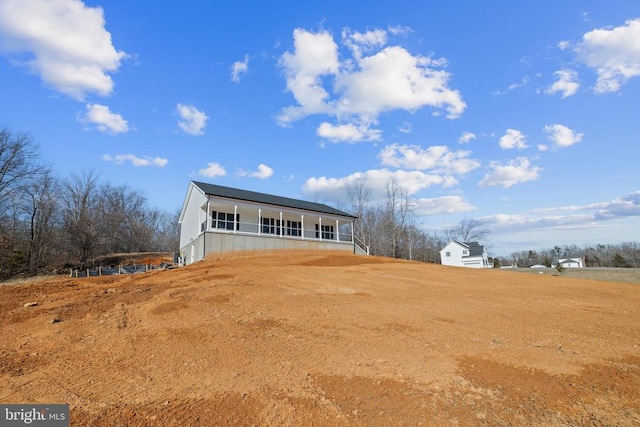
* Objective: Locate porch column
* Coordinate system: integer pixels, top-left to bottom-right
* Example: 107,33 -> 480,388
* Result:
234,205 -> 238,233
336,219 -> 339,241
279,211 -> 283,237
258,208 -> 261,235
206,199 -> 211,231
301,215 -> 304,239
351,221 -> 354,243
319,217 -> 322,240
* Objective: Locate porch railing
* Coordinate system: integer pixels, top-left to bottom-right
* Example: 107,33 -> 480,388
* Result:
202,219 -> 355,243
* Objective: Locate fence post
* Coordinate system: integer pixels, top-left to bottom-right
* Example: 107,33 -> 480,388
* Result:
86,268 -> 89,277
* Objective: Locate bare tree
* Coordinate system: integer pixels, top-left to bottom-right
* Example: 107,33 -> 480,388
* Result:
101,184 -> 153,253
383,179 -> 412,258
345,177 -> 371,248
620,242 -> 640,268
444,217 -> 490,243
0,129 -> 45,216
60,171 -> 103,264
152,209 -> 180,251
22,170 -> 59,273
0,128 -> 48,277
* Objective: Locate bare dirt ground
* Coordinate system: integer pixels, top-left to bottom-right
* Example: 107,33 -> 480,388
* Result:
1,250 -> 639,426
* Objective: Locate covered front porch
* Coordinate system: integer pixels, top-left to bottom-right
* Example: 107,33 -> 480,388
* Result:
198,197 -> 358,246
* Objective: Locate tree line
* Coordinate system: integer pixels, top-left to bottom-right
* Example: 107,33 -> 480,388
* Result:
503,243 -> 640,268
3,127 -> 637,280
344,178 -> 489,263
0,128 -> 179,279
342,177 -> 640,269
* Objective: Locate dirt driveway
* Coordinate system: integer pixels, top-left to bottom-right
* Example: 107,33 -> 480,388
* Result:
1,250 -> 639,426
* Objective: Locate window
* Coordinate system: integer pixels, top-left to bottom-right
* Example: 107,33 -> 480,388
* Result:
463,250 -> 468,255
445,251 -> 451,257
287,220 -> 301,237
261,217 -> 281,235
315,224 -> 334,239
211,211 -> 239,231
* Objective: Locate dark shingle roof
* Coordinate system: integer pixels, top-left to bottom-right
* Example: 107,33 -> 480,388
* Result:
192,181 -> 356,218
456,241 -> 485,258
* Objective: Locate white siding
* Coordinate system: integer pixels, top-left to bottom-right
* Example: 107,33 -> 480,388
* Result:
179,184 -> 207,250
440,241 -> 490,269
440,242 -> 466,267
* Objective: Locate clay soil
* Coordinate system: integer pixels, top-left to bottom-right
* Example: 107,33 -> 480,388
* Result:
1,250 -> 639,426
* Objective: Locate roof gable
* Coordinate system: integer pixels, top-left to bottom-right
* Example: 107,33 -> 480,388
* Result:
465,242 -> 485,257
440,241 -> 486,258
191,181 -> 356,218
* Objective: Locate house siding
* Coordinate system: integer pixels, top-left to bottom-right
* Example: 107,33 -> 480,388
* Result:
440,241 -> 490,269
179,186 -> 207,250
181,231 -> 355,263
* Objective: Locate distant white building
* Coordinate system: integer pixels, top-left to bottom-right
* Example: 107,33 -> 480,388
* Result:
556,256 -> 586,268
440,241 -> 491,268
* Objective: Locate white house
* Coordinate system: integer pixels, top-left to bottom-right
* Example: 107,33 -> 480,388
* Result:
178,181 -> 366,265
557,256 -> 586,268
439,241 -> 491,268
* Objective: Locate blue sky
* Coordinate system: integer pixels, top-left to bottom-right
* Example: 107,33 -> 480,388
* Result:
1,0 -> 639,256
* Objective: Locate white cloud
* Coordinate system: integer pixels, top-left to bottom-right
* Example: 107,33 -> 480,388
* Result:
499,129 -> 528,150
334,45 -> 465,119
199,162 -> 227,178
303,168 -> 457,203
387,25 -> 413,36
592,191 -> 640,219
231,54 -> 249,83
316,121 -> 381,143
558,40 -> 570,50
543,124 -> 584,148
481,191 -> 640,232
479,157 -> 541,188
476,191 -> 640,255
379,143 -> 480,175
508,76 -> 530,91
576,18 -> 640,93
238,163 -> 273,179
413,196 -> 475,216
278,28 -> 339,124
177,103 -> 208,136
494,76 -> 530,95
102,154 -> 167,167
545,69 -> 580,98
80,103 -> 128,134
0,0 -> 127,100
278,27 -> 466,141
398,122 -> 412,134
459,131 -> 476,144
342,27 -> 387,60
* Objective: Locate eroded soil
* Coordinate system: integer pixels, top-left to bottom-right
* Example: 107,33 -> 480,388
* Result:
1,250 -> 639,426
